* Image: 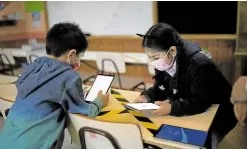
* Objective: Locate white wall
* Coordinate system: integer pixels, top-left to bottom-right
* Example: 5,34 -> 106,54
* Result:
46,1 -> 153,36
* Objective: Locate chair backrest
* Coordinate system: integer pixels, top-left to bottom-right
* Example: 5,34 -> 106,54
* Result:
31,50 -> 46,57
79,127 -> 121,149
96,53 -> 126,73
21,44 -> 33,52
4,48 -> 27,57
67,113 -> 144,149
148,64 -> 155,76
0,98 -> 13,119
27,50 -> 46,64
28,54 -> 39,64
1,49 -> 16,65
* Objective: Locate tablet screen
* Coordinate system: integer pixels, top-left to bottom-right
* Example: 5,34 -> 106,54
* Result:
155,124 -> 208,147
125,103 -> 160,111
85,75 -> 114,102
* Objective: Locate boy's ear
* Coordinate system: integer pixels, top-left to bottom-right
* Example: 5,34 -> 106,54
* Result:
67,49 -> 76,57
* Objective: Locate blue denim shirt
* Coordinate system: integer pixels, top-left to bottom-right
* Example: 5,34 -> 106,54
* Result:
0,57 -> 102,149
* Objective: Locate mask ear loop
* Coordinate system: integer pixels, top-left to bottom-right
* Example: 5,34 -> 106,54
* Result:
163,48 -> 177,70
163,48 -> 171,60
73,51 -> 81,71
67,56 -> 71,65
168,55 -> 178,70
67,55 -> 71,65
76,56 -> 81,67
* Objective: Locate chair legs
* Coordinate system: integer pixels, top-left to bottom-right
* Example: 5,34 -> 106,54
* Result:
130,82 -> 146,91
0,54 -> 15,76
0,108 -> 10,119
82,75 -> 96,84
5,109 -> 9,117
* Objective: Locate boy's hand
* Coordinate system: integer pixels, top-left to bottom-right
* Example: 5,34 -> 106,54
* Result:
133,95 -> 148,103
97,90 -> 109,107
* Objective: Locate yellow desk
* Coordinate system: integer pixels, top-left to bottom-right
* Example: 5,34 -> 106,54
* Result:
0,74 -> 18,84
0,84 -> 17,102
0,80 -> 218,149
93,89 -> 218,149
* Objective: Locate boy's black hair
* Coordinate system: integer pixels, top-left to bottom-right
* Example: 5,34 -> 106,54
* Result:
137,23 -> 184,52
46,22 -> 88,57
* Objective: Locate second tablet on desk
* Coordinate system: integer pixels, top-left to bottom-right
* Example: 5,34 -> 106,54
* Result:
124,103 -> 160,111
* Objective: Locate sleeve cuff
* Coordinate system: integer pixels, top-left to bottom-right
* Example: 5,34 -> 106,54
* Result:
88,97 -> 103,117
93,97 -> 103,110
169,101 -> 183,116
145,95 -> 151,102
140,92 -> 152,103
169,102 -> 177,116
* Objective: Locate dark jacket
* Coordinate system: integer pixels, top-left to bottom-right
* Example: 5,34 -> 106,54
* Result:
141,41 -> 237,134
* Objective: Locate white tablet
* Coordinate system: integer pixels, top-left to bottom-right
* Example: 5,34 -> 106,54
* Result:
124,103 -> 160,111
85,74 -> 114,102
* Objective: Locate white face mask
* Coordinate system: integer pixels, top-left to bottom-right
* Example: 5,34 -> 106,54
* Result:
151,58 -> 176,77
150,49 -> 177,76
166,60 -> 177,77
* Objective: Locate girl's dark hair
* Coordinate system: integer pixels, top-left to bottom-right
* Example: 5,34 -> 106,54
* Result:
46,22 -> 88,57
141,23 -> 184,52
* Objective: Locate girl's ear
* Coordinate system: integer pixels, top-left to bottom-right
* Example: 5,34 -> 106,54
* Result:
169,46 -> 177,58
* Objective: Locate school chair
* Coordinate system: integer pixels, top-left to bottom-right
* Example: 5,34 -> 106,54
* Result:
78,53 -> 99,84
95,53 -> 146,91
5,48 -> 27,58
79,126 -> 121,149
28,54 -> 39,64
27,49 -> 47,64
22,44 -> 43,64
0,50 -> 15,76
0,98 -> 13,119
77,71 -> 97,84
67,113 -> 144,149
1,48 -> 27,76
21,44 -> 32,52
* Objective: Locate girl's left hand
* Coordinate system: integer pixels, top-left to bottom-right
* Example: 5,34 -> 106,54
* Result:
152,101 -> 171,116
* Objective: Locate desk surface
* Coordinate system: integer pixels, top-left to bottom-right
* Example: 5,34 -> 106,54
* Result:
0,79 -> 218,149
0,74 -> 18,85
93,89 -> 217,149
0,84 -> 17,102
81,51 -> 149,65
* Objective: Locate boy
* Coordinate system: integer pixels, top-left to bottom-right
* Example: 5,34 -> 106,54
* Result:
0,22 -> 109,149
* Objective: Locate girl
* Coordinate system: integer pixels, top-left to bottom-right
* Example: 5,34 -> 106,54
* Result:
135,23 -> 237,147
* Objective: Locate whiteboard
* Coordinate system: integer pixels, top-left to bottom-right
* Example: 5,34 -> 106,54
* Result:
46,1 -> 153,35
